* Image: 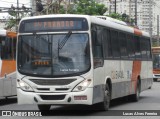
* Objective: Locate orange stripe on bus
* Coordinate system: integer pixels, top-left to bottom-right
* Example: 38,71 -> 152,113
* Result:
0,60 -> 16,78
131,61 -> 141,93
134,28 -> 142,36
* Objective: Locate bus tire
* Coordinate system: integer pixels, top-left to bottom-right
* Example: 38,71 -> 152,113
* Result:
131,80 -> 140,102
38,104 -> 51,111
98,83 -> 110,111
153,78 -> 158,82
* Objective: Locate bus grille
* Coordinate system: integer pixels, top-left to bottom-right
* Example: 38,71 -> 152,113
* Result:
29,79 -> 76,85
40,95 -> 66,100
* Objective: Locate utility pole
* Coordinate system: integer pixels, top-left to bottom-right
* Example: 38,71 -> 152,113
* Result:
115,0 -> 116,13
109,0 -> 111,15
129,0 -> 131,18
31,0 -> 36,15
149,0 -> 152,45
0,3 -> 32,31
135,0 -> 137,26
17,0 -> 19,18
157,15 -> 159,46
16,0 -> 19,31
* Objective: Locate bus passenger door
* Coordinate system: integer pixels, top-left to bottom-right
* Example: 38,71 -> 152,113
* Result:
91,26 -> 105,104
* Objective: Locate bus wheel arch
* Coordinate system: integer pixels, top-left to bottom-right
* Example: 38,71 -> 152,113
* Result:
131,76 -> 141,102
137,75 -> 141,92
106,78 -> 112,98
97,78 -> 112,111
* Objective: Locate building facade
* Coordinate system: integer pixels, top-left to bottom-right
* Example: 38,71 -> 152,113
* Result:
96,0 -> 160,35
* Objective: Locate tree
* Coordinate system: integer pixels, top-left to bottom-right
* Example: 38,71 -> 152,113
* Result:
4,11 -> 17,30
108,13 -> 122,20
5,6 -> 31,30
37,0 -> 107,15
64,0 -> 107,15
108,13 -> 135,27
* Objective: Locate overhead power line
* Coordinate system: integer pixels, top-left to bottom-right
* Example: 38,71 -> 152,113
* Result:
0,0 -> 31,6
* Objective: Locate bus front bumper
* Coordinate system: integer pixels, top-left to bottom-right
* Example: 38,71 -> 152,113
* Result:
17,88 -> 93,105
153,74 -> 160,79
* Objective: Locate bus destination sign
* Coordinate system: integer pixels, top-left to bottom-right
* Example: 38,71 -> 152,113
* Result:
19,18 -> 88,33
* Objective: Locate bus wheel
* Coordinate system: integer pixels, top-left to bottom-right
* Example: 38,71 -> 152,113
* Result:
98,83 -> 110,111
153,78 -> 158,82
38,104 -> 51,111
131,80 -> 140,102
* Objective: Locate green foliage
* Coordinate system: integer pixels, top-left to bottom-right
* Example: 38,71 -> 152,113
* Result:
108,13 -> 135,26
5,10 -> 30,30
64,0 -> 107,15
108,13 -> 122,20
5,17 -> 17,29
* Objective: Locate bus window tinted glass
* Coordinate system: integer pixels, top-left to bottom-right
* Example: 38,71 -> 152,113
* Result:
140,37 -> 148,59
127,35 -> 135,59
103,29 -> 112,58
0,37 -> 16,60
119,32 -> 128,58
146,38 -> 152,59
135,36 -> 141,59
111,31 -> 120,58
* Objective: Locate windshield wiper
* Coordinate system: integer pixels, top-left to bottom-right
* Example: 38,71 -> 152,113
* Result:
58,31 -> 72,50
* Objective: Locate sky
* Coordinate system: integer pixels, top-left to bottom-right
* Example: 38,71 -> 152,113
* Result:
0,0 -> 31,19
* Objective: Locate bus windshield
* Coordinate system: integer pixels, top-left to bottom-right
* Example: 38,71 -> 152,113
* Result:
18,33 -> 90,77
153,54 -> 160,69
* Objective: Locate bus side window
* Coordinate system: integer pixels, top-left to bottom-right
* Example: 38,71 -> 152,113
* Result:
103,29 -> 112,59
119,32 -> 128,59
13,38 -> 17,59
3,37 -> 13,60
127,34 -> 135,59
140,37 -> 148,59
111,30 -> 120,58
146,38 -> 152,60
91,25 -> 104,68
0,37 -> 5,59
135,36 -> 141,59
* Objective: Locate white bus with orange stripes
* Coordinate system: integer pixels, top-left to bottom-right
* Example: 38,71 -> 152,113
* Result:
0,29 -> 17,98
17,14 -> 153,111
152,47 -> 160,82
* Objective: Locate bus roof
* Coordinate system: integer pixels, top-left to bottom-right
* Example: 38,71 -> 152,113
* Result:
19,14 -> 150,37
0,29 -> 7,36
0,29 -> 17,38
7,31 -> 17,38
152,47 -> 160,53
152,47 -> 160,49
95,16 -> 128,26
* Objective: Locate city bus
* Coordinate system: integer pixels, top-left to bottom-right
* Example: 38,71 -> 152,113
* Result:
152,47 -> 160,81
0,29 -> 17,98
17,14 -> 153,111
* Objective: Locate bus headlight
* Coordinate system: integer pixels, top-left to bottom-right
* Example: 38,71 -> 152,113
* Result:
72,79 -> 91,92
18,80 -> 34,92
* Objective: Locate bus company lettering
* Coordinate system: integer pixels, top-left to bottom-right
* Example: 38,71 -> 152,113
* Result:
111,71 -> 124,79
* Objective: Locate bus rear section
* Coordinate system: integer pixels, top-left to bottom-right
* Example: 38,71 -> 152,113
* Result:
0,30 -> 17,98
152,47 -> 160,81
